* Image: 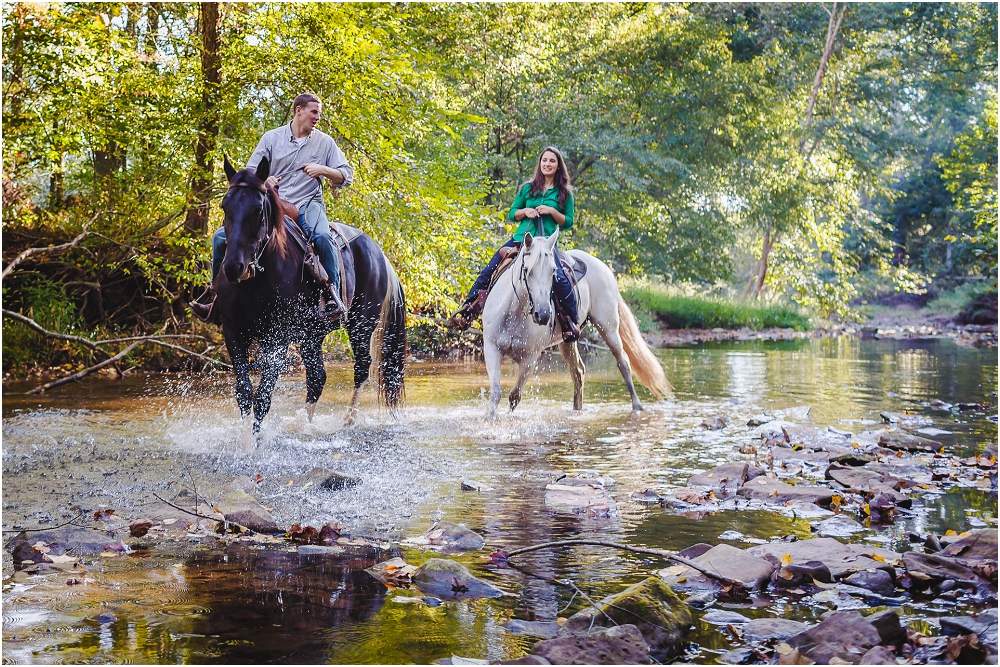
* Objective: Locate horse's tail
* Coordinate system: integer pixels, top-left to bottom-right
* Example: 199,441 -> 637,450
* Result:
369,256 -> 406,409
617,295 -> 673,400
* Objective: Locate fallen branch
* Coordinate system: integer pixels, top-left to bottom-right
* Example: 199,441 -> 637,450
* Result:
27,342 -> 141,394
151,493 -> 252,533
3,309 -> 110,357
505,539 -> 743,588
2,214 -> 97,280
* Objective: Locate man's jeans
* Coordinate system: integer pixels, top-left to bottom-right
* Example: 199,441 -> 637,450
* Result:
210,199 -> 341,295
463,238 -> 578,324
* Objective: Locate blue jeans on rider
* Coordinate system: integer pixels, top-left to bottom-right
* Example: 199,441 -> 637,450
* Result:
210,199 -> 341,295
464,238 -> 578,323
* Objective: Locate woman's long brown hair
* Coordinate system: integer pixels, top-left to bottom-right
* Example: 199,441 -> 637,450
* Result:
526,146 -> 572,208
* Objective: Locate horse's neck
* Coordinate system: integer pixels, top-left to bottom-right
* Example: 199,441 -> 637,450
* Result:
492,257 -> 529,314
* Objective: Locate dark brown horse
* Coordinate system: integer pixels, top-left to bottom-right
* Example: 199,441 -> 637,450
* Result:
217,156 -> 405,441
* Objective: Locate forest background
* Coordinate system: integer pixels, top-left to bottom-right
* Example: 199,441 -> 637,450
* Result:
2,2 -> 997,374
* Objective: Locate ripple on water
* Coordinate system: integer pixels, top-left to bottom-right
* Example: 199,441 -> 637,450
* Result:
154,603 -> 212,617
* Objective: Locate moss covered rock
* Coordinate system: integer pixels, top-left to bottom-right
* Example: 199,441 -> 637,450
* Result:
562,576 -> 692,661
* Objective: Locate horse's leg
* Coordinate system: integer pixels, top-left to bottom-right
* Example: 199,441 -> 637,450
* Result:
252,343 -> 288,432
509,349 -> 542,412
301,337 -> 326,423
559,340 -> 586,410
223,328 -> 254,420
484,339 -> 503,421
593,316 -> 643,413
344,316 -> 374,426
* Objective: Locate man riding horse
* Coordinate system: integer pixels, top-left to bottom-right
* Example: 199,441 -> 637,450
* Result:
191,92 -> 352,322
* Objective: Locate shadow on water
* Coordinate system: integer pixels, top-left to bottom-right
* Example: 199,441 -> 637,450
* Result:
2,337 -> 997,663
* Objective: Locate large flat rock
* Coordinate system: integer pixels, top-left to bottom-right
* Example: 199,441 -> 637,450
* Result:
532,624 -> 650,665
544,481 -> 616,517
688,463 -> 750,490
737,476 -> 835,507
878,431 -> 944,453
658,544 -> 775,591
940,529 -> 998,562
748,538 -> 898,579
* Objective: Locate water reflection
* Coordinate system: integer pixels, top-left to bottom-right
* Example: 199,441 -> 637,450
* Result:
2,337 -> 996,663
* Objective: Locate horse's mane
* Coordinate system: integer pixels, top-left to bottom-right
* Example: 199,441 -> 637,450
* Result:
229,168 -> 291,260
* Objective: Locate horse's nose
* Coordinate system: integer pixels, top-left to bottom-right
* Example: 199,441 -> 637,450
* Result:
224,260 -> 245,283
533,308 -> 551,325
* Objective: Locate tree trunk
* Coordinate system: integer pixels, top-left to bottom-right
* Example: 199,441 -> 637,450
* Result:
746,2 -> 846,299
184,2 -> 221,236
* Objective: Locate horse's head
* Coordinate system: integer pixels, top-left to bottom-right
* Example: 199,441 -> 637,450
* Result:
519,229 -> 559,326
221,155 -> 273,283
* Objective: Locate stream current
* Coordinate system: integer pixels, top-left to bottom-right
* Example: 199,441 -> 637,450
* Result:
2,337 -> 997,664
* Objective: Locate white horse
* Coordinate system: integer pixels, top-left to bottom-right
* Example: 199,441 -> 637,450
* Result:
481,229 -> 673,420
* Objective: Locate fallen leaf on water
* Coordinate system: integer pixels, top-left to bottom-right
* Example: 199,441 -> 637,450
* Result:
780,553 -> 793,567
48,554 -> 78,564
871,553 -> 886,562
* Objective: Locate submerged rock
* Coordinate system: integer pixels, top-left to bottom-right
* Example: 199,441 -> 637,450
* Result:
701,610 -> 750,626
940,608 -> 998,649
700,415 -> 729,430
532,624 -> 650,665
215,489 -> 282,533
659,544 -> 775,591
939,528 -> 998,561
544,479 -> 617,517
903,551 -> 983,586
785,610 -> 884,663
421,521 -> 485,551
772,560 -> 833,588
844,569 -> 895,597
745,617 -> 811,642
688,462 -> 754,491
562,576 -> 691,661
7,527 -> 117,562
504,619 -> 561,639
412,558 -> 505,599
811,514 -> 866,538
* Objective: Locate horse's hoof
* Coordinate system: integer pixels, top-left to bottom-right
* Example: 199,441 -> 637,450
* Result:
306,402 -> 316,423
239,428 -> 256,453
343,408 -> 357,427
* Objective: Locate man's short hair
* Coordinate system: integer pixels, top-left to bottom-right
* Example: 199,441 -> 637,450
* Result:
293,93 -> 321,112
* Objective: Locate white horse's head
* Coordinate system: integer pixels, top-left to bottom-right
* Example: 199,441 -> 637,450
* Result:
520,229 -> 559,326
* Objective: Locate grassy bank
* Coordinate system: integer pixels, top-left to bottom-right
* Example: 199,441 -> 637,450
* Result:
621,286 -> 811,332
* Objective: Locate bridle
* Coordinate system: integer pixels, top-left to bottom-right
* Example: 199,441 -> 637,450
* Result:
512,244 -> 553,318
227,182 -> 274,280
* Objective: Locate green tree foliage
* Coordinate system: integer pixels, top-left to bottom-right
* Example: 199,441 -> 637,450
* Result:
2,2 -> 996,372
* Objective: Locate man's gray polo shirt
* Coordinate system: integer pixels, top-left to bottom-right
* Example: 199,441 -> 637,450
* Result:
246,123 -> 354,209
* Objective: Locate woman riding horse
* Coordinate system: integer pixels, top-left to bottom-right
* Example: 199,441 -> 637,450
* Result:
449,146 -> 580,342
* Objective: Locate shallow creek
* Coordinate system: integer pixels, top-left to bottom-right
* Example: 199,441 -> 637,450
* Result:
2,337 -> 997,664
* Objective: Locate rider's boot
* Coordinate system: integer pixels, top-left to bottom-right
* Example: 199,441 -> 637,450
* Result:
558,310 -> 581,343
190,288 -> 220,324
448,289 -> 488,330
320,283 -> 347,324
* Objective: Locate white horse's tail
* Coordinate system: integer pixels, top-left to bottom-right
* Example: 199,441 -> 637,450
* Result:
617,296 -> 673,400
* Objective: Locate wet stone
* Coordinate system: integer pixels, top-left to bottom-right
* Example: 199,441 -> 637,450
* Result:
631,489 -> 662,504
902,551 -> 981,585
866,609 -> 906,647
786,610 -> 882,658
772,560 -> 833,588
8,527 -> 127,559
825,466 -> 890,492
745,617 -> 811,643
718,647 -> 757,664
749,538 -> 898,580
829,452 -> 875,467
533,624 -> 651,665
843,569 -> 895,597
562,576 -> 691,662
499,656 -> 551,665
877,431 -> 944,453
504,619 -> 561,639
859,645 -> 897,664
939,528 -> 998,561
412,558 -> 504,599
678,543 -> 713,559
215,489 -> 282,533
811,514 -> 866,538
700,415 -> 729,430
688,463 -> 749,490
701,610 -> 750,626
940,608 -> 998,648
737,476 -> 835,507
661,544 -> 775,591
421,521 -> 485,551
544,480 -> 617,517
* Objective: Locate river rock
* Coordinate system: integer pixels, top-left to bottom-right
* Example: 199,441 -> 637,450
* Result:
811,515 -> 866,538
688,463 -> 749,491
772,560 -> 833,588
504,620 -> 561,639
769,447 -> 831,462
273,468 -> 362,491
877,431 -> 944,453
866,609 -> 906,647
412,558 -> 504,599
830,452 -> 875,467
701,610 -> 750,626
659,544 -> 775,591
902,551 -> 981,585
562,576 -> 691,661
631,489 -> 662,504
544,479 -> 617,517
737,476 -> 835,507
700,415 -> 729,430
215,489 -> 282,533
499,657 -> 551,665
781,425 -> 825,446
8,527 -> 125,560
859,645 -> 897,664
421,521 -> 485,551
844,569 -> 895,597
532,624 -> 650,665
826,466 -> 893,492
939,528 -> 998,561
745,618 -> 811,642
786,610 -> 882,661
863,461 -> 933,484
678,543 -> 713,559
749,538 -> 898,579
940,608 -> 998,648
780,405 -> 812,420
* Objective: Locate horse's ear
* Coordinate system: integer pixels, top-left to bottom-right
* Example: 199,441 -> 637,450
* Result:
524,232 -> 533,249
548,227 -> 560,247
224,155 -> 237,181
254,156 -> 271,183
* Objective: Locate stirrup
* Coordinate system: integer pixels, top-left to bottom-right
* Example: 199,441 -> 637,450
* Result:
189,290 -> 219,324
448,291 -> 487,330
561,320 -> 581,343
320,285 -> 346,323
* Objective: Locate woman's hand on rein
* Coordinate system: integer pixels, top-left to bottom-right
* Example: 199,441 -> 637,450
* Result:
535,205 -> 556,216
522,207 -> 540,219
